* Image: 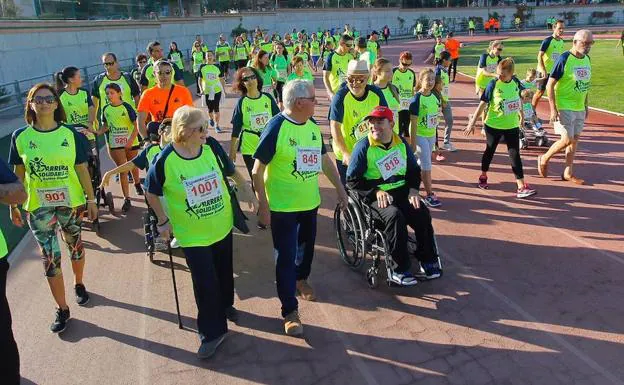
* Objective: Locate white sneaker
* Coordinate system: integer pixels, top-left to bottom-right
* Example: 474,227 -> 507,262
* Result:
389,271 -> 418,286
170,237 -> 180,249
442,142 -> 457,152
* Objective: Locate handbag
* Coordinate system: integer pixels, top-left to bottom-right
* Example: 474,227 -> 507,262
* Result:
207,139 -> 250,234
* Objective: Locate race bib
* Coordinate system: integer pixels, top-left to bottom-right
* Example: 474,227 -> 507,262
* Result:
261,85 -> 273,94
206,73 -> 217,81
375,149 -> 406,180
250,112 -> 270,131
486,64 -> 497,73
443,85 -> 450,99
111,131 -> 129,147
427,113 -> 438,129
400,98 -> 411,110
354,120 -> 369,140
277,69 -> 287,79
573,66 -> 591,81
184,172 -> 223,207
296,147 -> 321,172
551,52 -> 560,62
37,187 -> 70,207
503,98 -> 521,115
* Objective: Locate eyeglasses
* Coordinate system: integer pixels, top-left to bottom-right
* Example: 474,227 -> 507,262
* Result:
242,74 -> 257,82
103,62 -> 115,66
347,77 -> 367,85
155,70 -> 172,76
32,95 -> 56,105
298,96 -> 316,102
193,124 -> 207,133
496,47 -> 503,51
576,40 -> 594,47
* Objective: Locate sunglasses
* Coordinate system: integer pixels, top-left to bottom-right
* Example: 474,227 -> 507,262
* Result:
103,62 -> 115,66
242,74 -> 257,82
345,44 -> 354,48
156,70 -> 172,76
496,47 -> 503,51
347,77 -> 367,85
32,95 -> 56,105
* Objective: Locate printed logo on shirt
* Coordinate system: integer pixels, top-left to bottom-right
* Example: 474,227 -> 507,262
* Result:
27,157 -> 69,182
29,141 -> 37,150
61,139 -> 69,147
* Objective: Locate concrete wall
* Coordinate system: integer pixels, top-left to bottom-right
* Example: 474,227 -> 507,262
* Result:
0,4 -> 622,84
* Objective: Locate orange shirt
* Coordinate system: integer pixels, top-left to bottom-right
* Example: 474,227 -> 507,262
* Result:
137,85 -> 193,122
445,39 -> 461,59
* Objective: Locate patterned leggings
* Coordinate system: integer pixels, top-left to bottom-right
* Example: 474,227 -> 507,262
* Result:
27,206 -> 85,278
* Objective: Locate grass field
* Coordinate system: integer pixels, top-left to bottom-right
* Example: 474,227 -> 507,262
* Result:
456,39 -> 624,114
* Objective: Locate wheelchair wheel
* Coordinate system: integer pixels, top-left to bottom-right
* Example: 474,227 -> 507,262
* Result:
334,201 -> 366,270
143,212 -> 155,260
537,136 -> 548,147
105,192 -> 115,214
519,137 -> 528,150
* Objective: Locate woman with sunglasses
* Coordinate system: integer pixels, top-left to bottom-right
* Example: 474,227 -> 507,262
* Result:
8,84 -> 98,334
229,67 -> 280,199
475,40 -> 503,97
192,41 -> 206,95
146,106 -> 255,359
233,36 -> 250,70
131,54 -> 149,88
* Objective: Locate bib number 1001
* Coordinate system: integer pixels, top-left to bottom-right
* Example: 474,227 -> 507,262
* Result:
184,172 -> 222,207
190,179 -> 218,196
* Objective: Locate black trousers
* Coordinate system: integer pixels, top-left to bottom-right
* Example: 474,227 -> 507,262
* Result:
482,125 -> 524,179
398,110 -> 411,137
0,259 -> 20,385
194,71 -> 201,94
183,232 -> 234,342
448,58 -> 459,81
370,198 -> 437,273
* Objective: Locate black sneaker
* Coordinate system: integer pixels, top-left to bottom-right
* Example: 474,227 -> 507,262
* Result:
75,283 -> 90,306
134,183 -> 144,196
122,198 -> 131,213
50,307 -> 70,333
225,306 -> 239,322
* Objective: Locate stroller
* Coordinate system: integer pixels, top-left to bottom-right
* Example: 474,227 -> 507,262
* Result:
519,120 -> 549,149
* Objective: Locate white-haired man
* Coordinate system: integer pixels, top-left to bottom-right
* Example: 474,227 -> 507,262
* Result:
252,80 -> 348,336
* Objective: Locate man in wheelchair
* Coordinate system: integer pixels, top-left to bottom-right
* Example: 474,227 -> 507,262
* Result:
346,106 -> 442,286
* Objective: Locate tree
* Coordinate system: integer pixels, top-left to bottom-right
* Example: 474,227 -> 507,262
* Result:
0,0 -> 21,17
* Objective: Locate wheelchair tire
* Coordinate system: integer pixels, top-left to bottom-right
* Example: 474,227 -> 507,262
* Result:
334,203 -> 366,270
105,192 -> 115,214
537,136 -> 548,147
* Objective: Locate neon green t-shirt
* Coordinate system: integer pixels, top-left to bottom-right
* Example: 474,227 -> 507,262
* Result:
192,51 -> 205,72
483,78 -> 523,129
552,52 -> 591,112
59,88 -> 94,140
215,43 -> 231,62
10,124 -> 87,212
287,70 -> 314,83
270,55 -> 289,82
234,44 -> 249,61
541,37 -> 566,73
324,51 -> 354,93
392,67 -> 416,111
380,86 -> 400,135
409,92 -> 441,137
232,93 -> 279,155
310,41 -> 321,56
0,229 -> 7,259
363,137 -> 408,191
102,102 -> 140,149
169,51 -> 184,71
198,64 -> 223,94
476,54 -> 500,90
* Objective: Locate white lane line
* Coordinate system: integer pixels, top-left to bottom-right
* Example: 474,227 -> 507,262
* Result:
440,246 -> 624,385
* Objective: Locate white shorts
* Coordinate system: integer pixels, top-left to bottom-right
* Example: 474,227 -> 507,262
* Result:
554,110 -> 586,138
416,136 -> 436,171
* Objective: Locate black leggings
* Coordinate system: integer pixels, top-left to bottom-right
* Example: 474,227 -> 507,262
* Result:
274,81 -> 285,103
448,58 -> 459,81
398,110 -> 410,137
243,154 -> 256,192
205,92 -> 222,113
194,71 -> 201,94
481,125 -> 524,180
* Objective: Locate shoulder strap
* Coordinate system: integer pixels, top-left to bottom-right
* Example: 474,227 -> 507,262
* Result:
206,139 -> 234,192
161,85 -> 175,120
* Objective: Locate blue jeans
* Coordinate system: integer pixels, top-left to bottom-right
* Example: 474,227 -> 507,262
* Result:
183,232 -> 233,342
271,208 -> 318,317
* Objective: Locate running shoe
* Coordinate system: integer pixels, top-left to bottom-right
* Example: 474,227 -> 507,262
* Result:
478,175 -> 489,190
388,271 -> 418,286
421,262 -> 442,280
296,280 -> 316,301
215,126 -> 223,134
122,198 -> 131,213
170,237 -> 180,249
209,119 -> 215,128
284,310 -> 304,336
516,184 -> 537,199
424,194 -> 442,208
50,307 -> 70,333
441,142 -> 457,152
197,333 -> 227,359
75,283 -> 90,306
134,183 -> 144,196
435,152 -> 446,162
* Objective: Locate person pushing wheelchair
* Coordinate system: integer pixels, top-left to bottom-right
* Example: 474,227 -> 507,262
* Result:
346,106 -> 442,286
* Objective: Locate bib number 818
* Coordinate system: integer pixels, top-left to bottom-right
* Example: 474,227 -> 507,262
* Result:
384,156 -> 400,171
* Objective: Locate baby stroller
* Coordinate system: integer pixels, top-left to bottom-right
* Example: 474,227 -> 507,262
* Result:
75,125 -> 114,234
519,120 -> 549,149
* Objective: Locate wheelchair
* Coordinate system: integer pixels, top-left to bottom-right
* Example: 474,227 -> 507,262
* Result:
334,189 -> 441,288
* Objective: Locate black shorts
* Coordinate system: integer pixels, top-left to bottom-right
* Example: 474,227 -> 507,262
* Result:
538,74 -> 550,92
469,28 -> 475,32
274,81 -> 285,103
220,62 -> 230,72
205,92 -> 222,112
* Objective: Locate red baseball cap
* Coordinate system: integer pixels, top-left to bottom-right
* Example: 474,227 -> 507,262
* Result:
365,106 -> 394,122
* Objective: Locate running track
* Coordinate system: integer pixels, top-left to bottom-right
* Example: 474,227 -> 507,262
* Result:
8,31 -> 624,385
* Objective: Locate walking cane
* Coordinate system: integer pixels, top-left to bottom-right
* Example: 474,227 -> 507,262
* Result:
167,240 -> 183,329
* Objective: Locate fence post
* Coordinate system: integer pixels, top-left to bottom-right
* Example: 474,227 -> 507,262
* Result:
83,66 -> 90,85
13,80 -> 21,106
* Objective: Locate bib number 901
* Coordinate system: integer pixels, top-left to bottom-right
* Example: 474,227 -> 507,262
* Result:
37,187 -> 70,207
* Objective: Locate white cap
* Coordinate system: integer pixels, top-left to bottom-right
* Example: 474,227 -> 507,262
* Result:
347,59 -> 370,75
